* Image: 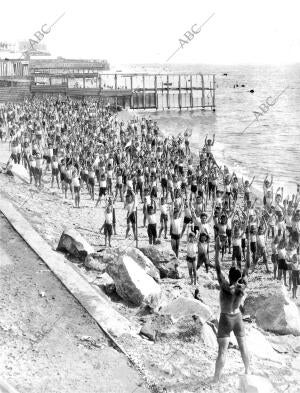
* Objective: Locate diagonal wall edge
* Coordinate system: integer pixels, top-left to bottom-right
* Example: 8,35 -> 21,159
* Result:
0,195 -> 137,340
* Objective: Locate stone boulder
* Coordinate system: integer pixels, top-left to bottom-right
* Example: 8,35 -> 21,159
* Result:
107,254 -> 161,307
139,245 -> 180,279
0,377 -> 20,393
84,254 -> 106,271
57,228 -> 94,260
8,163 -> 30,183
239,375 -> 274,393
123,247 -> 160,282
98,247 -> 160,282
140,313 -> 217,348
159,296 -> 213,323
246,327 -> 281,363
244,282 -> 300,336
95,272 -> 116,295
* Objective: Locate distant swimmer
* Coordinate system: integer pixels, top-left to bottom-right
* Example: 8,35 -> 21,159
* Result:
223,73 -> 228,76
249,89 -> 254,93
241,84 -> 245,87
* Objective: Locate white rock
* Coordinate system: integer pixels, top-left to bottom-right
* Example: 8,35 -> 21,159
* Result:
107,254 -> 161,307
121,246 -> 160,282
244,282 -> 300,336
159,296 -> 212,323
246,327 -> 282,363
239,375 -> 275,393
57,228 -> 94,260
9,163 -> 30,183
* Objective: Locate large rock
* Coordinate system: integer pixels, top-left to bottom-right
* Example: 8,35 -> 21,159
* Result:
0,377 -> 20,393
246,327 -> 282,363
95,272 -> 116,295
244,282 -> 300,336
99,247 -> 160,282
84,254 -> 105,271
107,254 -> 161,307
159,296 -> 213,323
57,228 -> 94,260
140,313 -> 217,348
139,245 -> 180,279
239,375 -> 274,393
8,163 -> 30,183
123,247 -> 160,282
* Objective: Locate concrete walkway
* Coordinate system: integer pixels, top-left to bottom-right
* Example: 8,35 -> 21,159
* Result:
0,213 -> 149,393
0,195 -> 135,338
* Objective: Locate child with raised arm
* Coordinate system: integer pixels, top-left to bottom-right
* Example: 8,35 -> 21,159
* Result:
186,231 -> 198,285
124,191 -> 137,240
159,197 -> 169,239
254,220 -> 270,273
232,216 -> 244,270
181,199 -> 193,238
100,203 -> 114,247
278,238 -> 288,286
291,254 -> 299,299
271,236 -> 279,279
147,198 -> 157,245
242,176 -> 255,203
170,202 -> 182,258
197,232 -> 210,273
213,236 -> 250,382
72,169 -> 81,208
263,174 -> 273,205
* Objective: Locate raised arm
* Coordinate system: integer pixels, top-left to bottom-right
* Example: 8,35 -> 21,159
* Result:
243,225 -> 251,278
215,236 -> 224,284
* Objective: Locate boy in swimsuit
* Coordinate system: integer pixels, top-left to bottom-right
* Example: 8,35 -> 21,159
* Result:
197,232 -> 210,273
100,204 -> 114,247
170,203 -> 182,258
214,236 -> 250,382
187,232 -> 197,284
124,192 -> 137,240
159,197 -> 168,239
147,199 -> 157,245
72,170 -> 81,208
242,176 -> 255,203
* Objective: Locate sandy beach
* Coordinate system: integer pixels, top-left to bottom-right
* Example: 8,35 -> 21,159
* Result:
1,118 -> 299,393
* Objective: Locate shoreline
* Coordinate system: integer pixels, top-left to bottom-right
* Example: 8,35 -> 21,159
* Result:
1,137 -> 299,392
1,103 -> 299,392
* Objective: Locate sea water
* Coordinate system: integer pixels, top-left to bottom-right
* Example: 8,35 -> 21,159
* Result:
117,63 -> 300,197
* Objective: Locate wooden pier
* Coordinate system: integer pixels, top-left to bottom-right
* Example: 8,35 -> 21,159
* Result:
31,72 -> 216,111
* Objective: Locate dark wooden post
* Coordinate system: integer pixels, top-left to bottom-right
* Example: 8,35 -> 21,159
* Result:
167,74 -> 170,109
143,75 -> 145,109
130,75 -> 133,109
154,74 -> 158,110
201,74 -> 205,108
178,74 -> 181,110
212,74 -> 216,111
190,74 -> 193,108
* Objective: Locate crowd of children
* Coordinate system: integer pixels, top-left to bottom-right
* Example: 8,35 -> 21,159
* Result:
1,96 -> 299,298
